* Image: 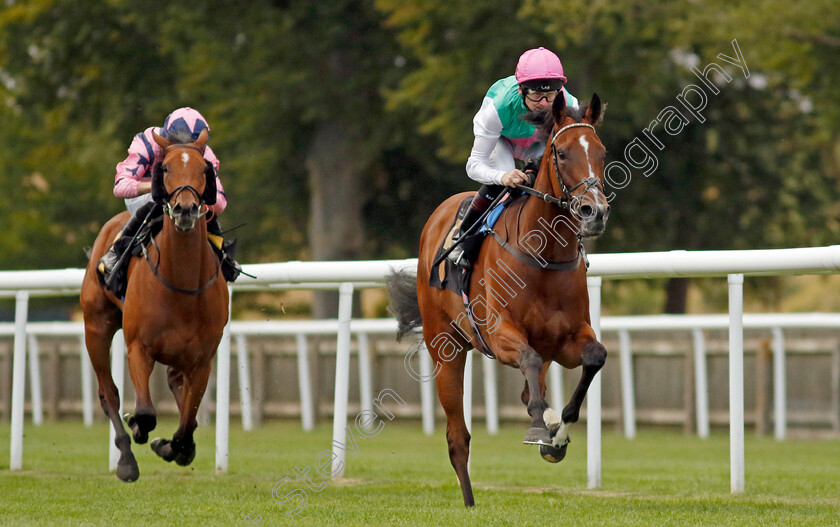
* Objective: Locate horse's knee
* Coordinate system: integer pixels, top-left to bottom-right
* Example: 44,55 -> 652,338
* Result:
519,348 -> 542,372
583,342 -> 607,370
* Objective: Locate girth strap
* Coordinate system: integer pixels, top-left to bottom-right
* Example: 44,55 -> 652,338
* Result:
460,290 -> 496,359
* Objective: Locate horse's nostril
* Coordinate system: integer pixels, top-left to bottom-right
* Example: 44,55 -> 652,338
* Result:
580,205 -> 594,219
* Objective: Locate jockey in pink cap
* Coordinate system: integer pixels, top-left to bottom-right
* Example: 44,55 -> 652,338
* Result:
97,107 -> 241,294
447,47 -> 579,269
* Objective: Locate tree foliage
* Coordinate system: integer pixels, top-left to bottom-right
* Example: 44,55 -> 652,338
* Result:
0,0 -> 837,285
378,0 -> 840,254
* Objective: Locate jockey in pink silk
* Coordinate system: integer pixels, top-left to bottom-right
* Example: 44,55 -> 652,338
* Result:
98,107 -> 241,290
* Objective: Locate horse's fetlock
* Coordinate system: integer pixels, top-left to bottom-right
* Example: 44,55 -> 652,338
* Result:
134,411 -> 157,433
114,434 -> 132,450
527,399 -> 548,418
562,405 -> 580,424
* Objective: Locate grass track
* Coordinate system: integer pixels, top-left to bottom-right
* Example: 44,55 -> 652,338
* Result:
2,419 -> 840,526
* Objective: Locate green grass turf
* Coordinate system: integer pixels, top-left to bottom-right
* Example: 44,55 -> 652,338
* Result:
1,418 -> 840,526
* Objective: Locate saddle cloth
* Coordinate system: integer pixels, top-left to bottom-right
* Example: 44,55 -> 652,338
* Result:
429,193 -> 514,295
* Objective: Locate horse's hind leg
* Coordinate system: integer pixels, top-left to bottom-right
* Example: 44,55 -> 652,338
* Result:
83,318 -> 139,482
166,366 -> 186,413
434,350 -> 475,507
124,345 -> 156,444
152,360 -> 211,466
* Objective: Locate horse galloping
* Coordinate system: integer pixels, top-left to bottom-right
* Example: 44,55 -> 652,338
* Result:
388,93 -> 609,506
80,128 -> 229,482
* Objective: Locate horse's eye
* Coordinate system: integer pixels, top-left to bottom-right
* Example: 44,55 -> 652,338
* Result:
557,151 -> 567,161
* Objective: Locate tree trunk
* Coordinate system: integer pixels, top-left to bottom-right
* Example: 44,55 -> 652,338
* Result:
306,121 -> 366,319
663,277 -> 689,314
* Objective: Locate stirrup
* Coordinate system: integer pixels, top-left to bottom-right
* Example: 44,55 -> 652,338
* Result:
221,258 -> 241,282
97,248 -> 119,277
446,246 -> 470,269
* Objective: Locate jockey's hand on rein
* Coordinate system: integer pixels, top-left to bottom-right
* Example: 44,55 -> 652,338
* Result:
502,169 -> 528,187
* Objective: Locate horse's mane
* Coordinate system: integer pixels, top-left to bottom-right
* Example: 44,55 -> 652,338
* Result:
522,99 -> 595,142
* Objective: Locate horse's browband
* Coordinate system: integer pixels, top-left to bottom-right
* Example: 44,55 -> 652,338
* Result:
165,143 -> 203,153
551,122 -> 596,143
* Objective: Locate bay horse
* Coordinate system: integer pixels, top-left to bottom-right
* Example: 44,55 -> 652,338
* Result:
388,94 -> 609,506
80,128 -> 229,482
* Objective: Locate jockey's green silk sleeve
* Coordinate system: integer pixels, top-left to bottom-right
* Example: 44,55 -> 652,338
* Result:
466,75 -> 579,186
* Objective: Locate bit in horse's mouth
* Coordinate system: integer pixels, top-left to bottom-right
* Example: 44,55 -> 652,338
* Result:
174,216 -> 197,232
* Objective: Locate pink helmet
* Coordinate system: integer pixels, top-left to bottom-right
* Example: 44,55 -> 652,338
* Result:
162,107 -> 210,142
515,47 -> 567,91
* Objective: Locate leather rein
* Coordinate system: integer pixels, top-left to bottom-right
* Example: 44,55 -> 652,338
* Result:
495,122 -> 603,270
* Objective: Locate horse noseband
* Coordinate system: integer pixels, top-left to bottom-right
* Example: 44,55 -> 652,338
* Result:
163,185 -> 207,220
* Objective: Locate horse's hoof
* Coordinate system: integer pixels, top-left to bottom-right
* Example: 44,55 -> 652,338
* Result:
116,458 -> 140,482
540,443 -> 568,463
151,437 -> 176,463
523,426 -> 551,445
175,447 -> 196,467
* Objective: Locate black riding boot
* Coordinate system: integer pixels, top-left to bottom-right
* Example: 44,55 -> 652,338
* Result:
447,192 -> 494,269
207,217 -> 242,282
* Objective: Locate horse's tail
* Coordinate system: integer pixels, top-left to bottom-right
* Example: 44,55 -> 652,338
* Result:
385,268 -> 422,341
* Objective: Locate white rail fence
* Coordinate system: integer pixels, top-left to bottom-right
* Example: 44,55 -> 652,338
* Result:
8,312 -> 835,437
4,245 -> 840,494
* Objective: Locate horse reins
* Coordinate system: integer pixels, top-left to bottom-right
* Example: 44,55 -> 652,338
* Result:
143,239 -> 222,295
489,121 -> 603,270
515,122 -> 604,209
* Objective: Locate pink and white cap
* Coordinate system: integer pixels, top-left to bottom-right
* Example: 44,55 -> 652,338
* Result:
515,47 -> 567,90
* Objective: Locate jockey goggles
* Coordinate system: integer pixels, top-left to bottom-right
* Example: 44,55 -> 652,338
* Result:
524,88 -> 562,103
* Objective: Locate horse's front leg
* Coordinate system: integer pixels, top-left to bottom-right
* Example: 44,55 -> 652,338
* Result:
124,344 -> 156,444
151,359 -> 212,467
520,347 -> 552,445
549,330 -> 607,454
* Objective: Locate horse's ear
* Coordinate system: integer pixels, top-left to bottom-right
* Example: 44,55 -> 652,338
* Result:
194,128 -> 209,151
203,160 -> 217,205
552,91 -> 567,124
584,93 -> 605,125
151,162 -> 168,203
152,130 -> 170,150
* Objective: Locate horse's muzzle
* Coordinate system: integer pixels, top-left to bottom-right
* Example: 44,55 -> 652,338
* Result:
170,202 -> 200,232
578,201 -> 610,237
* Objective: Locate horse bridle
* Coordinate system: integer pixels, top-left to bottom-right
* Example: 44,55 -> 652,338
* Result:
143,142 -> 220,295
161,143 -> 210,221
516,122 -> 605,212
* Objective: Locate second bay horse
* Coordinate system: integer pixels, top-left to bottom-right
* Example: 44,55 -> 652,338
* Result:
388,93 -> 610,506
